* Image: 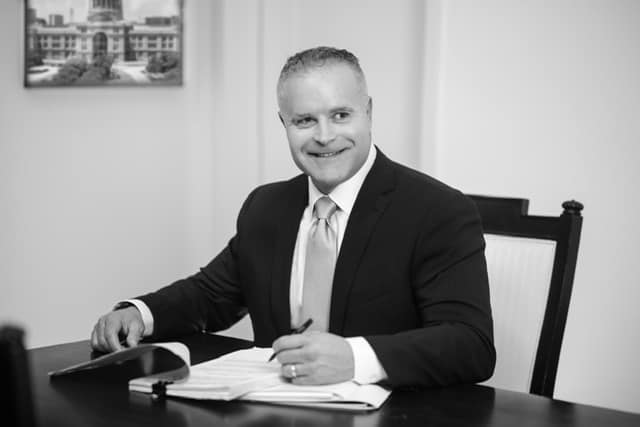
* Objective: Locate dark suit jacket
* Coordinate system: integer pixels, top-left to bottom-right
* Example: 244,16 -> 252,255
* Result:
139,148 -> 495,388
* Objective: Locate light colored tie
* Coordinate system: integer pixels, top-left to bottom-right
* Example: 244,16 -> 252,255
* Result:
300,196 -> 338,332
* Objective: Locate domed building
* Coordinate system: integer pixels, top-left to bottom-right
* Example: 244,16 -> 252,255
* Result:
27,0 -> 180,63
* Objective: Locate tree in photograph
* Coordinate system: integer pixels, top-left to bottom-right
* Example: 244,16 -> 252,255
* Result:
26,50 -> 44,68
52,56 -> 88,85
78,53 -> 115,84
51,53 -> 115,85
146,52 -> 180,74
163,66 -> 181,82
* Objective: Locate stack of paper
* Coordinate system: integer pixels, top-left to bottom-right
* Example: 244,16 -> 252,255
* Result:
242,380 -> 391,410
129,347 -> 282,400
129,347 -> 391,410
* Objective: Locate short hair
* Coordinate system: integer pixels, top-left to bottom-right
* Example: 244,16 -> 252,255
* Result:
277,46 -> 368,101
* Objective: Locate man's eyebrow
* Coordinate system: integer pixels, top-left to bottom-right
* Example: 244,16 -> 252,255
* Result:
290,113 -> 314,120
330,106 -> 355,113
289,107 -> 354,119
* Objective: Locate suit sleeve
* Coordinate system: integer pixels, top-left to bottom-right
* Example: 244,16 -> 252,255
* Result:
135,189 -> 258,340
366,191 -> 496,388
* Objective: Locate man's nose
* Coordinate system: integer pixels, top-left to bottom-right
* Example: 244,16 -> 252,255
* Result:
313,119 -> 336,145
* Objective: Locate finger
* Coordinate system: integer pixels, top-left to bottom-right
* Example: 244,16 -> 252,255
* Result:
103,317 -> 123,352
288,362 -> 334,386
125,321 -> 143,348
276,346 -> 314,365
90,326 -> 100,351
95,317 -> 109,352
281,363 -> 309,381
291,374 -> 318,386
281,363 -> 292,379
272,334 -> 309,354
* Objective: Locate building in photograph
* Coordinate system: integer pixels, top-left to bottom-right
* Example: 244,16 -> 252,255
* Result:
145,16 -> 171,26
48,14 -> 64,27
27,7 -> 36,23
27,0 -> 180,63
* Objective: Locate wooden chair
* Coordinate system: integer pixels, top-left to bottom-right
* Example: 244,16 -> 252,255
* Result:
468,195 -> 583,398
0,325 -> 37,427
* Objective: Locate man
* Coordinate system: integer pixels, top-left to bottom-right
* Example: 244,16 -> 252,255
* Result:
91,47 -> 495,388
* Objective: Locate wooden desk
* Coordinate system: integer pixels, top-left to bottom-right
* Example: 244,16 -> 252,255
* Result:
30,333 -> 638,427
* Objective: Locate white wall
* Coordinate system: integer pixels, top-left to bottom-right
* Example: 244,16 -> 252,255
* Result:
0,0 -> 225,347
430,0 -> 640,414
0,0 -> 427,345
2,0 -> 639,416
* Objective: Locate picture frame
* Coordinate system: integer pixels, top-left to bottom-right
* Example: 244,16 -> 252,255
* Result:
24,0 -> 184,87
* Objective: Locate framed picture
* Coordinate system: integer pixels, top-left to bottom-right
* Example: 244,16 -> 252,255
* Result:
24,0 -> 184,87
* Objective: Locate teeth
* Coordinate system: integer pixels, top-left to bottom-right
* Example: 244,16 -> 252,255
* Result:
316,150 -> 341,157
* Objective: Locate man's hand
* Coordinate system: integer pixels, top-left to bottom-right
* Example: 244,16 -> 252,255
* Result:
90,306 -> 144,353
272,332 -> 355,385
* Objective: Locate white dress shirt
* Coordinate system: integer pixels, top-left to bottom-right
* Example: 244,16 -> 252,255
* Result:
126,142 -> 387,384
289,143 -> 387,384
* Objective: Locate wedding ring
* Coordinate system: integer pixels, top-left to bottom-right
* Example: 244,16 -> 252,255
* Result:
290,364 -> 297,379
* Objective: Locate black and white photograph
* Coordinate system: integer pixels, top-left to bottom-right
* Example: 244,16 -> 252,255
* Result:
2,1 -> 640,426
24,0 -> 183,87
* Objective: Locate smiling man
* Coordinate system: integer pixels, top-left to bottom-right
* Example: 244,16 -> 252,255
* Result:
277,54 -> 372,195
91,47 -> 495,388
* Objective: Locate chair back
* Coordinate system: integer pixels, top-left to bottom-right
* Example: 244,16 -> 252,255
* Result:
0,326 -> 37,427
469,195 -> 583,397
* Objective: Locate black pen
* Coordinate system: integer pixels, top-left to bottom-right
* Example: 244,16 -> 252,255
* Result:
267,318 -> 313,362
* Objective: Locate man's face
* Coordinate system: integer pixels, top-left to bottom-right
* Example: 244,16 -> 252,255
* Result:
278,63 -> 372,194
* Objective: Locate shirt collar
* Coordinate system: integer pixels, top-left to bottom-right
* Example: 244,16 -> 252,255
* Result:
307,143 -> 377,216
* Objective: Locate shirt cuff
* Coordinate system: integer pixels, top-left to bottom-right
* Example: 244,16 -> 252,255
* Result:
115,299 -> 154,337
346,336 -> 388,384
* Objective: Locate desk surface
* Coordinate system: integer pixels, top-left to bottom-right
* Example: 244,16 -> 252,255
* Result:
30,333 -> 638,427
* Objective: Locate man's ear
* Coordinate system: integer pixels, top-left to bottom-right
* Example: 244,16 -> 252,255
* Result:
367,97 -> 373,120
278,112 -> 286,128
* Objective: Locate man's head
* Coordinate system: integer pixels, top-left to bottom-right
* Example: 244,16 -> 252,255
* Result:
277,47 -> 372,194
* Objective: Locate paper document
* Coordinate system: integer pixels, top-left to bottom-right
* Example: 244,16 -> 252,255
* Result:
130,347 -> 282,400
130,347 -> 391,410
243,380 -> 391,410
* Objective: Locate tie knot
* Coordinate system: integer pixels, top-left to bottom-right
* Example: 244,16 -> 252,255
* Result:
314,196 -> 337,220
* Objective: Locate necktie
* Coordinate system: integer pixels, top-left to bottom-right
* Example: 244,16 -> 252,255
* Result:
300,196 -> 338,332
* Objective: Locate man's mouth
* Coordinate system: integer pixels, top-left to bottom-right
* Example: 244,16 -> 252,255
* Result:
311,148 -> 347,158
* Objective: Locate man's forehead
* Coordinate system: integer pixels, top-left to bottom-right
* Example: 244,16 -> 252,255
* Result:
282,62 -> 362,87
278,63 -> 367,110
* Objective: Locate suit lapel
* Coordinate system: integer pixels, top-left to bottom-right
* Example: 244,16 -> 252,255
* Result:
269,175 -> 308,336
329,149 -> 396,334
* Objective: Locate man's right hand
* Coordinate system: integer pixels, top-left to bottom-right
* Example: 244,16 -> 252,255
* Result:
90,306 -> 144,353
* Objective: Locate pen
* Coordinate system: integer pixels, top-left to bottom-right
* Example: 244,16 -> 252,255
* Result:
267,318 -> 313,362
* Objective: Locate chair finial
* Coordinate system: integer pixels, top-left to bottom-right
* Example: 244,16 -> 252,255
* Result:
562,200 -> 583,216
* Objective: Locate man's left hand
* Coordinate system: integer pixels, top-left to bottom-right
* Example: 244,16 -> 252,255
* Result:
271,332 -> 354,385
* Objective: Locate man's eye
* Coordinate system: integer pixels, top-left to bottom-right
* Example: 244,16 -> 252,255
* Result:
294,117 -> 315,128
333,112 -> 350,121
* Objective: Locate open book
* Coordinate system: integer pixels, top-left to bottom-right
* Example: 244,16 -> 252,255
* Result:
50,343 -> 390,410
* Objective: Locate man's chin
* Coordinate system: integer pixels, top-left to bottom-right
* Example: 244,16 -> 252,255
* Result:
310,175 -> 343,194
